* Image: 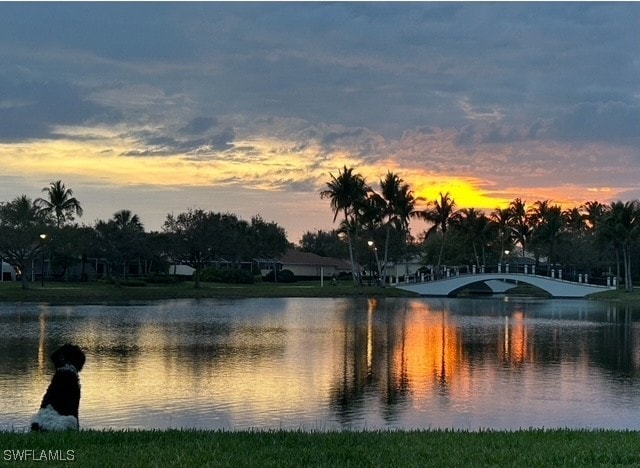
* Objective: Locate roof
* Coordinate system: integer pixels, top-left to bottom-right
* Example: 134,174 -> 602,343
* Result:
279,249 -> 352,269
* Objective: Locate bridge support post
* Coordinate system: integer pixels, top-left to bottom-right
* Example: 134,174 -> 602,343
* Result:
532,265 -> 536,276
585,273 -> 588,283
505,263 -> 509,273
559,269 -> 562,280
551,269 -> 555,278
579,274 -> 583,283
472,265 -> 476,274
498,264 -> 501,273
524,265 -> 528,274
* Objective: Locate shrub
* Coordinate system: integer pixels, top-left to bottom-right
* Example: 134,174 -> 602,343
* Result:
146,274 -> 179,284
264,269 -> 296,283
120,279 -> 147,287
199,268 -> 254,284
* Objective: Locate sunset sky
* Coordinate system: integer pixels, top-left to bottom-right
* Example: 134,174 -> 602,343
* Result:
1,3 -> 638,243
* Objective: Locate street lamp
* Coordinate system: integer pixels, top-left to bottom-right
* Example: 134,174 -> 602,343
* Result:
367,240 -> 374,286
39,233 -> 46,287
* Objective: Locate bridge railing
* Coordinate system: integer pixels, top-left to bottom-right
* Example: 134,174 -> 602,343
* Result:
391,263 -> 616,288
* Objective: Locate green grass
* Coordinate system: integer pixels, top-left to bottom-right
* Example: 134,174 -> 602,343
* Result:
588,288 -> 640,304
0,280 -> 417,304
2,279 -> 638,305
1,429 -> 640,467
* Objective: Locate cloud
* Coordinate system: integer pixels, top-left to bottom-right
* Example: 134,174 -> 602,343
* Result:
0,74 -> 117,140
180,116 -> 218,135
551,102 -> 640,144
0,2 -> 638,239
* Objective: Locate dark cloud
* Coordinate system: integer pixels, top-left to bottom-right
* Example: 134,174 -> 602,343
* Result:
0,2 -> 637,162
456,120 -> 549,146
551,102 -> 640,144
0,75 -> 117,141
0,3 -> 198,62
179,116 -> 218,135
122,125 -> 235,156
211,127 -> 235,151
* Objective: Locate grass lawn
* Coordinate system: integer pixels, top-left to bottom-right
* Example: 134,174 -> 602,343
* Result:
0,279 -> 417,304
1,429 -> 640,467
588,288 -> 640,304
1,278 -> 637,304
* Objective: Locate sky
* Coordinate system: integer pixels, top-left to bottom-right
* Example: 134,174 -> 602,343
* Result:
0,2 -> 639,243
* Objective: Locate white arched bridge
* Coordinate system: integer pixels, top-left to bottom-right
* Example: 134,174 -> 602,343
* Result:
396,272 -> 615,298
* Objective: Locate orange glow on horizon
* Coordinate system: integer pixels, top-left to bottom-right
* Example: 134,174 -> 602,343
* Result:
412,177 -> 511,211
0,135 -> 625,221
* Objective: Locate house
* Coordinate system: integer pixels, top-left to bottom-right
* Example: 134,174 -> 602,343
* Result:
277,249 -> 353,279
1,261 -> 16,281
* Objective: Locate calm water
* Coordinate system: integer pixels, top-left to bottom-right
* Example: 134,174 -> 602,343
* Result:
1,297 -> 640,431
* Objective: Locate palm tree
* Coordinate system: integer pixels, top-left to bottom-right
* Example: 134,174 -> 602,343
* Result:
454,208 -> 492,268
599,201 -> 639,292
379,172 -> 421,284
581,201 -> 607,230
95,210 -> 145,285
563,207 -> 587,235
508,198 -> 532,259
113,209 -> 144,231
320,166 -> 369,285
419,192 -> 457,269
490,207 -> 512,263
530,203 -> 566,273
35,180 -> 83,228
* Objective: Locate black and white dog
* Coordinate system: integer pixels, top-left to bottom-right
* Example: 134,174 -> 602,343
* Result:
31,344 -> 86,431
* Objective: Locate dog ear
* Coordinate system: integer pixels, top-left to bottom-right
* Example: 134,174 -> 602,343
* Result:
73,347 -> 86,372
50,345 -> 67,368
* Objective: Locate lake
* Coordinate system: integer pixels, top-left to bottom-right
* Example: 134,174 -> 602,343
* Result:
1,297 -> 639,432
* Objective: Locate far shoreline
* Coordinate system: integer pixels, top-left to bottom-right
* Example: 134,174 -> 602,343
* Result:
0,279 -> 637,305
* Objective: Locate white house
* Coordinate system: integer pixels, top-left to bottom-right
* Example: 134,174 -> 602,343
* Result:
1,261 -> 16,281
278,249 -> 352,279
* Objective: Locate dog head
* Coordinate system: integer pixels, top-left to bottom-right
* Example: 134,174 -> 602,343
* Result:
51,344 -> 86,372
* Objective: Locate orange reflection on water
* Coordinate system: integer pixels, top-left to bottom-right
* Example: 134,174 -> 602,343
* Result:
392,302 -> 467,404
504,310 -> 530,366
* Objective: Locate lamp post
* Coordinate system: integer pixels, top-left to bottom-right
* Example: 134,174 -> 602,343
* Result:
39,233 -> 46,287
367,240 -> 374,286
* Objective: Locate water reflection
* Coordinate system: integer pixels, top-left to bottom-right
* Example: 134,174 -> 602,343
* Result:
1,297 -> 640,431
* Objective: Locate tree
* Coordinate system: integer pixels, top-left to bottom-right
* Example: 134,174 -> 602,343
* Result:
583,200 -> 606,230
419,192 -> 457,269
95,210 -> 145,286
563,207 -> 587,235
490,207 -> 513,263
0,196 -> 47,289
599,201 -> 639,292
320,166 -> 370,285
508,198 -> 532,258
529,202 -> 566,272
379,171 -> 421,284
300,229 -> 349,259
163,209 -> 226,288
249,215 -> 288,259
453,208 -> 492,268
35,180 -> 83,228
112,209 -> 143,231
